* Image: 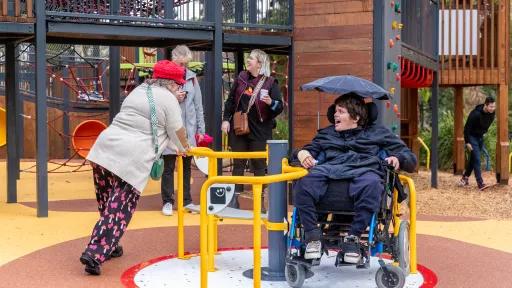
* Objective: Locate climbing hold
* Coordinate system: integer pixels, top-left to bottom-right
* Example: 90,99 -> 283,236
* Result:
395,73 -> 401,81
393,104 -> 399,113
392,20 -> 398,30
395,34 -> 401,41
394,2 -> 401,13
389,39 -> 395,48
386,101 -> 391,109
390,87 -> 396,95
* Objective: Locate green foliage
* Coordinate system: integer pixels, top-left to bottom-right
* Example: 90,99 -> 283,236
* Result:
272,114 -> 289,140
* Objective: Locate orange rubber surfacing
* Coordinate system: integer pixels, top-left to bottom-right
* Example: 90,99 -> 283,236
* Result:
72,120 -> 107,158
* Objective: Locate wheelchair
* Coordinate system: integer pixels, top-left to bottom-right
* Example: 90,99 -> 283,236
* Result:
285,103 -> 410,288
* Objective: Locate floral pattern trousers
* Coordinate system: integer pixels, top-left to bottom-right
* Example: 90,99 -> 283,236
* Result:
83,162 -> 140,263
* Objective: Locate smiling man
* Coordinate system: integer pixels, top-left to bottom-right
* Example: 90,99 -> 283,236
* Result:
292,93 -> 417,263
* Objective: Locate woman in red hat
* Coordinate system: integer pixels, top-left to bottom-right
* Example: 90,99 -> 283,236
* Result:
79,60 -> 190,276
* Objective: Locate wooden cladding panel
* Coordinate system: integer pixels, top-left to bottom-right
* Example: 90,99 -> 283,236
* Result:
439,0 -> 507,86
0,0 -> 34,21
293,0 -> 373,148
296,1 -> 369,15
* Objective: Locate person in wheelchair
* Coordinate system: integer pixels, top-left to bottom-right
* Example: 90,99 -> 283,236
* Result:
292,93 -> 417,264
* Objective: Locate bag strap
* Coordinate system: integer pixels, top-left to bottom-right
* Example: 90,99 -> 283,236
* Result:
146,85 -> 159,161
246,76 -> 266,113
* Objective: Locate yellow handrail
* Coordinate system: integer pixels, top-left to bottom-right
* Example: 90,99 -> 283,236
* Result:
509,152 -> 512,173
197,162 -> 307,288
399,175 -> 417,274
417,137 -> 430,170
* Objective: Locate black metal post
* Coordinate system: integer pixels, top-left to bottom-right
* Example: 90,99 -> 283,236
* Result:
431,1 -> 440,188
62,59 -> 70,159
206,0 -> 223,174
235,0 -> 244,23
14,44 -> 22,180
109,47 -> 121,122
372,0 -> 385,124
287,47 -> 294,153
6,42 -> 18,203
164,0 -> 174,19
249,0 -> 257,24
109,0 -> 121,122
236,49 -> 244,76
265,140 -> 289,280
35,1 -> 48,217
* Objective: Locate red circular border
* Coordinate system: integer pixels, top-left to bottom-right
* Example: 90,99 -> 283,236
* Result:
121,248 -> 438,288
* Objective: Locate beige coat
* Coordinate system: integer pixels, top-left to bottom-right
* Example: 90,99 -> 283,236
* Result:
87,83 -> 188,193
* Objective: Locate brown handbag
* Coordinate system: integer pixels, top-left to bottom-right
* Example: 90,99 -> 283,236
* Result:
233,110 -> 250,135
233,76 -> 267,136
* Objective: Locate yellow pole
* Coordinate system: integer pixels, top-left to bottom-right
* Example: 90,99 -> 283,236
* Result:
177,156 -> 187,259
207,157 -> 217,272
417,137 -> 430,170
509,151 -> 512,173
213,218 -> 219,254
252,184 -> 262,288
200,180 -> 211,288
400,175 -> 417,274
392,187 -> 400,237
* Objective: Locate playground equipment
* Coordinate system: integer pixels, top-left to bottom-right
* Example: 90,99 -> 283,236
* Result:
71,120 -> 107,158
0,107 -> 5,147
173,144 -> 418,288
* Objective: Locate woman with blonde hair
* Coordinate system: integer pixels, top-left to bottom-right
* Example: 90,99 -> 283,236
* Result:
221,49 -> 284,211
80,60 -> 190,275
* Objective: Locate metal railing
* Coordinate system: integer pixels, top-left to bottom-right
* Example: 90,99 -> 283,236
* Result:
42,0 -> 291,30
177,147 -> 418,287
177,147 -> 307,288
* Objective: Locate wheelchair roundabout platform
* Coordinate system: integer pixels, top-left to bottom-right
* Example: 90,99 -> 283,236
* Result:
121,248 -> 438,288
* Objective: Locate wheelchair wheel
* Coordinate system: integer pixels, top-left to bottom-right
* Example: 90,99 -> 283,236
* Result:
285,263 -> 306,288
395,221 -> 410,275
375,264 -> 406,288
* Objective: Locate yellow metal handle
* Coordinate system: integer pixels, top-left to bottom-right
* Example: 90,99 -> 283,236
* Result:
399,175 -> 417,274
417,137 -> 430,170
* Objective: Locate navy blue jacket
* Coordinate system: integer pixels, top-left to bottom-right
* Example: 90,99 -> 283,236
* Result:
293,125 -> 417,180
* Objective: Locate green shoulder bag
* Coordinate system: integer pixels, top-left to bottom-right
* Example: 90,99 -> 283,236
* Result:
147,85 -> 164,181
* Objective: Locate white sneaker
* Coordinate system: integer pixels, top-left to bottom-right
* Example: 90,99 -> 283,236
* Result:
162,203 -> 173,216
304,240 -> 322,259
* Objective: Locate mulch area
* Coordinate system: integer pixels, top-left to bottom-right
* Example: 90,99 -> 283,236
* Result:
408,170 -> 512,219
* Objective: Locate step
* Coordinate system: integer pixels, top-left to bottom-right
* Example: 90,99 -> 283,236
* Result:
185,205 -> 268,220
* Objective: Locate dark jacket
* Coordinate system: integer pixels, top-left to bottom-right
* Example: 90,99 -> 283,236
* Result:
223,71 -> 283,141
292,125 -> 417,180
464,104 -> 495,143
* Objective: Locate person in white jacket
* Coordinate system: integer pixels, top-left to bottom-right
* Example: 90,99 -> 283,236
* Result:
161,45 -> 206,216
79,60 -> 190,276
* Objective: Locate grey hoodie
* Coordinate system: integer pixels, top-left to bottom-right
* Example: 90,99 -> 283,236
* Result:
163,69 -> 205,155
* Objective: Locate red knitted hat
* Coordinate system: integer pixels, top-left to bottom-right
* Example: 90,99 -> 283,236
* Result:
152,60 -> 186,85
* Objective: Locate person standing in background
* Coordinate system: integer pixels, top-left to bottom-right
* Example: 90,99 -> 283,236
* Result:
161,45 -> 206,216
221,49 -> 284,212
458,96 -> 496,190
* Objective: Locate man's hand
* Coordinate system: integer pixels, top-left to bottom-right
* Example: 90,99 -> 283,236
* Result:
466,143 -> 473,151
297,150 -> 317,169
301,156 -> 317,169
221,121 -> 230,134
385,156 -> 400,170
